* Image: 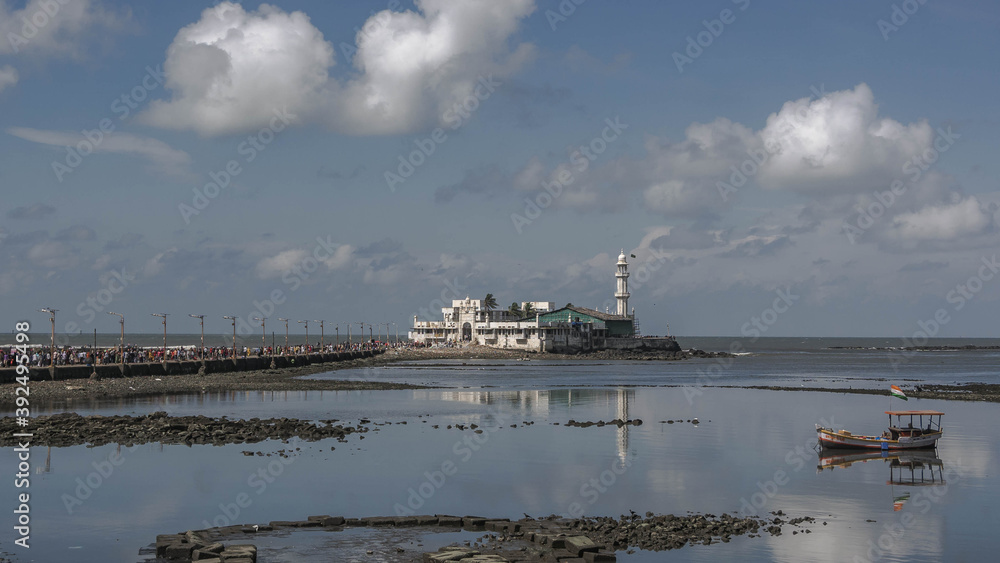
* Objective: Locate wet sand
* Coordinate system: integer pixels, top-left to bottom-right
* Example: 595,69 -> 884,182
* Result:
722,383 -> 1000,403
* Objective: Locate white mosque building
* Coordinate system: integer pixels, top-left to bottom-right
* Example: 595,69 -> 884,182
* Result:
409,251 -> 679,353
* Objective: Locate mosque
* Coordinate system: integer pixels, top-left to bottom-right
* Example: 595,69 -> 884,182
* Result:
409,251 -> 679,353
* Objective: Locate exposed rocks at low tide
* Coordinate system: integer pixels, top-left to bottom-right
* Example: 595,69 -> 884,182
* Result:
0,412 -> 368,447
564,419 -> 643,428
146,512 -> 816,563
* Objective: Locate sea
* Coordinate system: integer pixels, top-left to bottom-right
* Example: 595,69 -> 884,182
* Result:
1,337 -> 997,562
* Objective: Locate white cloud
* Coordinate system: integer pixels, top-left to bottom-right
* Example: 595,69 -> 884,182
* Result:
320,244 -> 354,270
757,83 -> 934,193
27,240 -> 76,269
256,249 -> 308,279
0,65 -> 17,92
140,3 -> 331,136
6,127 -> 192,174
330,0 -> 536,134
0,0 -> 132,57
887,196 -> 993,242
140,0 -> 536,136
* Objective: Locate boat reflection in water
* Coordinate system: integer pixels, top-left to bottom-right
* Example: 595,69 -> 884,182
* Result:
817,450 -> 946,510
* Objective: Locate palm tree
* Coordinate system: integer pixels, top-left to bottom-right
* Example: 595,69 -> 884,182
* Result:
507,302 -> 521,318
484,293 -> 497,320
522,302 -> 536,319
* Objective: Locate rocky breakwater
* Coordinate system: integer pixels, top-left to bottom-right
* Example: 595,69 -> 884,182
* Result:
147,512 -> 816,563
0,412 -> 368,447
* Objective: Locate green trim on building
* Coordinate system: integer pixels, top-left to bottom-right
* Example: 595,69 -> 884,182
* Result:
537,306 -> 634,337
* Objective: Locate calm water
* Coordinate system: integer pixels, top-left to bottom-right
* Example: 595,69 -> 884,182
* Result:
2,338 -> 998,562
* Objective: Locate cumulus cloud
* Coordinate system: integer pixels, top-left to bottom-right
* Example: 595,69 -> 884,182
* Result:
140,3 -> 331,136
7,127 -> 192,175
757,83 -> 934,193
141,0 -> 537,136
255,244 -> 354,279
27,240 -> 76,269
0,0 -> 132,56
886,196 -> 993,242
0,65 -> 17,92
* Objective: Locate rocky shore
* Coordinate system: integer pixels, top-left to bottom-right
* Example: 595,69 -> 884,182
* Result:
0,412 -> 370,447
727,382 -> 1000,403
146,511 -> 816,562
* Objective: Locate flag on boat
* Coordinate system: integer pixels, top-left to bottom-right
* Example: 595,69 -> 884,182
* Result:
890,385 -> 908,401
893,493 -> 910,511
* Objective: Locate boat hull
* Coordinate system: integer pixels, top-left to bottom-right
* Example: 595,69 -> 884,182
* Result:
816,426 -> 941,450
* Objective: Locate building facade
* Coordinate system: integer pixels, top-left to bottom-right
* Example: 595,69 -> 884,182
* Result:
409,251 -> 679,353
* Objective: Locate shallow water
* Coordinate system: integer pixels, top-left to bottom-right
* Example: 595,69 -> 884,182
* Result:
2,346 -> 998,562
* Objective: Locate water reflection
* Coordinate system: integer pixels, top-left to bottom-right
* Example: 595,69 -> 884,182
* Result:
817,449 -> 947,512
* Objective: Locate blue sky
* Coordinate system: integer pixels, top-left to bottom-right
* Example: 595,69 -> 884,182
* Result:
1,0 -> 999,340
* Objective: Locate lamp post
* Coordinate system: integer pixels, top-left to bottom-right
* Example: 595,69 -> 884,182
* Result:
334,324 -> 339,349
38,308 -> 57,367
347,322 -> 352,345
314,320 -> 325,351
355,322 -> 364,346
253,316 -> 267,354
151,313 -> 168,361
298,320 -> 309,351
278,318 -> 289,354
223,316 -> 237,358
188,314 -> 204,360
391,322 -> 398,343
107,312 -> 124,369
368,324 -> 373,341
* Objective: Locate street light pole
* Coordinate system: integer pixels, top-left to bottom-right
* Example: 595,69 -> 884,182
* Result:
152,313 -> 168,361
298,320 -> 309,351
314,320 -> 324,351
223,316 -> 237,358
107,312 -> 124,369
253,317 -> 267,354
347,322 -> 352,345
334,325 -> 339,349
188,314 -> 204,360
278,318 -> 289,354
392,322 -> 398,343
38,308 -> 57,367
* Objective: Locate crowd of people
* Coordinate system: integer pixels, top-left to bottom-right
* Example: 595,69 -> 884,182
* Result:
1,338 -> 418,367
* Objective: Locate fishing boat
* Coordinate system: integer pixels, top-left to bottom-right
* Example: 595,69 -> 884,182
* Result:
816,410 -> 944,450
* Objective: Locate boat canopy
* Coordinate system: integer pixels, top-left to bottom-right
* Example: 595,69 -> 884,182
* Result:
885,411 -> 944,416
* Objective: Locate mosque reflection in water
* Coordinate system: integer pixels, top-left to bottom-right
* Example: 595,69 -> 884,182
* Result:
433,388 -> 635,464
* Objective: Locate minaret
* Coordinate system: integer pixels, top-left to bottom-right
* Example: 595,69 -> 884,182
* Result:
615,249 -> 630,317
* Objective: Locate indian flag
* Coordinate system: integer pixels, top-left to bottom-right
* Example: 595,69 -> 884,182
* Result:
891,385 -> 908,401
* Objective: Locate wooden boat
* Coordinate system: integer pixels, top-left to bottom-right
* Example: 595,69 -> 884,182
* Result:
816,410 -> 943,450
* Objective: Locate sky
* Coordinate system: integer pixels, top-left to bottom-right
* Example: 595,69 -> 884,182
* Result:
1,0 -> 999,342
